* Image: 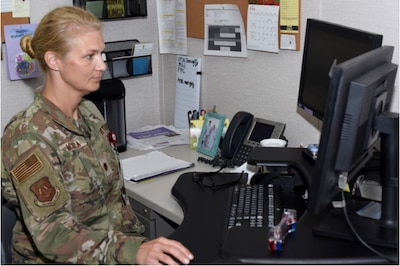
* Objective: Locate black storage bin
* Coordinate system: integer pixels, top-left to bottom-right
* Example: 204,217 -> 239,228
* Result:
85,79 -> 127,152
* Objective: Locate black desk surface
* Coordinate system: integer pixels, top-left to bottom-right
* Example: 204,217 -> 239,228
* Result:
169,171 -> 398,264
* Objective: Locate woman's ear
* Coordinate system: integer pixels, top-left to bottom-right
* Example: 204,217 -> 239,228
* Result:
44,51 -> 60,71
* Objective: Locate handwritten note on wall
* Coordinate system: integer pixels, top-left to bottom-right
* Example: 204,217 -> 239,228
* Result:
174,55 -> 201,129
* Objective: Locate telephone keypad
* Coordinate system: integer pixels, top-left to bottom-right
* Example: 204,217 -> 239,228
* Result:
233,144 -> 253,166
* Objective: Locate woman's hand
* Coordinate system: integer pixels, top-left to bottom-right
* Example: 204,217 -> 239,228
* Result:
136,237 -> 194,265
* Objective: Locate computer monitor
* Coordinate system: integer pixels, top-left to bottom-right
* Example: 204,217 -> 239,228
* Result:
298,19 -> 383,121
307,46 -> 398,249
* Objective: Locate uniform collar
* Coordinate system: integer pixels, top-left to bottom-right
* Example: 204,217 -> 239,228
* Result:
33,91 -> 102,136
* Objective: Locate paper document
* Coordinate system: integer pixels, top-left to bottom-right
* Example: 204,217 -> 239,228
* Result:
121,151 -> 194,182
247,5 -> 279,53
1,0 -> 12,12
133,42 -> 153,57
156,0 -> 187,55
127,125 -> 189,150
204,4 -> 247,58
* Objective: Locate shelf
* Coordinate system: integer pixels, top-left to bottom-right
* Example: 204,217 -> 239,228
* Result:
74,0 -> 147,20
102,39 -> 152,80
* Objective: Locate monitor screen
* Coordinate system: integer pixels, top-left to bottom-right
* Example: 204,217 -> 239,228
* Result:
298,19 -> 383,120
308,45 -> 397,216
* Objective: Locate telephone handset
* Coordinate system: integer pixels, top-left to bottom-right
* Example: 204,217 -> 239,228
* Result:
219,111 -> 286,167
220,111 -> 254,159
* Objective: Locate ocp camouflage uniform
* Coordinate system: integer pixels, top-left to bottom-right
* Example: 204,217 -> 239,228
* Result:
1,89 -> 147,264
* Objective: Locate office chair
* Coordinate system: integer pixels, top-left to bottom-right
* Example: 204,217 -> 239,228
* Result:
1,200 -> 17,264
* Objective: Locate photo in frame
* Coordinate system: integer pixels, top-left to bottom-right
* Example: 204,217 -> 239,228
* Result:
197,112 -> 226,158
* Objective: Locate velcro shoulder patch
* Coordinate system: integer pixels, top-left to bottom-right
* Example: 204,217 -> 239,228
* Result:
11,153 -> 43,184
11,149 -> 68,219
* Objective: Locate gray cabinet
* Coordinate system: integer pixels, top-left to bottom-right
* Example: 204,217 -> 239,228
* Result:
129,198 -> 178,239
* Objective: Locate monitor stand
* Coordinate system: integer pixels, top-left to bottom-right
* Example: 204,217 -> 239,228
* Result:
314,112 -> 399,250
312,201 -> 398,249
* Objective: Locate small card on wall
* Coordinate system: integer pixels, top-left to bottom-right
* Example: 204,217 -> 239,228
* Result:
4,23 -> 42,81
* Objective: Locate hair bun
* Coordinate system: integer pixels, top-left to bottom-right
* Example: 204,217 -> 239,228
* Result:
20,35 -> 35,59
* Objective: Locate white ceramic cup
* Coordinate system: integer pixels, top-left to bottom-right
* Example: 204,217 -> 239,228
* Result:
260,138 -> 287,147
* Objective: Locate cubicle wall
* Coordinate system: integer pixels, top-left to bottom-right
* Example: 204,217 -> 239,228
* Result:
1,0 -> 399,149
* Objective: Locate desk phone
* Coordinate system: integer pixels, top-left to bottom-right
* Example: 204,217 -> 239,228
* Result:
199,111 -> 286,167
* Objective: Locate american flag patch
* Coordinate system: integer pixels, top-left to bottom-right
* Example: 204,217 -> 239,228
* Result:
11,153 -> 43,184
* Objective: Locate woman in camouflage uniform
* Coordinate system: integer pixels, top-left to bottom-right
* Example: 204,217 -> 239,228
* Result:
1,5 -> 193,265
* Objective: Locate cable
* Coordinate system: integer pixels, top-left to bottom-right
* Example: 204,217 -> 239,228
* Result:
340,191 -> 398,263
197,155 -> 234,168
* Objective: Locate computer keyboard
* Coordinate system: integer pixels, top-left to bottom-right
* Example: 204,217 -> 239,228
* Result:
227,183 -> 282,229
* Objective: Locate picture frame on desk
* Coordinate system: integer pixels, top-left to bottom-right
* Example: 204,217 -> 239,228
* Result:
197,112 -> 226,158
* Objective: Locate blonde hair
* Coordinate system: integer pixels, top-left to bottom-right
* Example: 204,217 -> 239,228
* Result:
20,6 -> 103,72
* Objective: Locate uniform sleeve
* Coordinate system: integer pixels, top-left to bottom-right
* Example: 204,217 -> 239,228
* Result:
2,132 -> 147,264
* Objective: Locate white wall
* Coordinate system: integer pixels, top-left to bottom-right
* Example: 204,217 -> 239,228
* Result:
2,0 -> 399,149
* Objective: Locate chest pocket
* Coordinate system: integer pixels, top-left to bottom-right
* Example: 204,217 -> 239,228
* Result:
58,137 -> 119,220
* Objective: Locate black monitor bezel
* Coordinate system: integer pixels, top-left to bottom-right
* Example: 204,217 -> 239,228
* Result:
307,46 -> 396,215
297,18 -> 383,121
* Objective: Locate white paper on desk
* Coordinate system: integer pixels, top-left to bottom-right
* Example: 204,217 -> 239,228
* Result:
204,4 -> 247,58
121,151 -> 194,182
174,55 -> 201,129
127,125 -> 189,150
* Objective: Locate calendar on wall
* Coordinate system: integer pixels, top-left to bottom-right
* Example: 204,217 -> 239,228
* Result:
247,4 -> 280,53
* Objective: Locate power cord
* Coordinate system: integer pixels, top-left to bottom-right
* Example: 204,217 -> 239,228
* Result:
340,191 -> 398,263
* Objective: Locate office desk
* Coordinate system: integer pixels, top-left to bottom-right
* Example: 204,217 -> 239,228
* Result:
170,172 -> 398,264
119,145 -> 216,237
120,145 -> 397,264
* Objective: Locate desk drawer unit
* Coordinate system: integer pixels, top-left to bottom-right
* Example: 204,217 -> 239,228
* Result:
129,198 -> 177,239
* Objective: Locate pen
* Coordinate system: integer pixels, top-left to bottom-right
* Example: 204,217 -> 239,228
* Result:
188,111 -> 192,127
192,109 -> 197,119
